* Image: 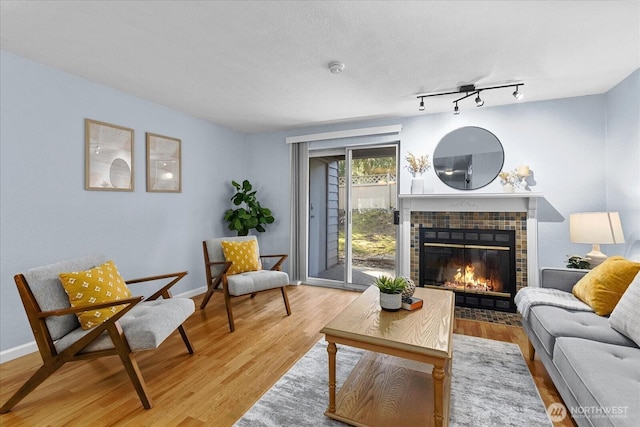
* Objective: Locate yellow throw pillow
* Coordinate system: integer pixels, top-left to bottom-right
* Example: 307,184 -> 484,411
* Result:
572,256 -> 640,316
59,260 -> 132,330
220,239 -> 261,275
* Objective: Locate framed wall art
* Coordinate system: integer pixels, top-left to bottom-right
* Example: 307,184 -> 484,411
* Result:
85,119 -> 134,191
146,133 -> 182,193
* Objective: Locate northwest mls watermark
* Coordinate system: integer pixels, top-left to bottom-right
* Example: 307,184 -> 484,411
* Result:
547,402 -> 629,422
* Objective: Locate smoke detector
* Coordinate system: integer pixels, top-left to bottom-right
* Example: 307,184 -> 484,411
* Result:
328,62 -> 345,74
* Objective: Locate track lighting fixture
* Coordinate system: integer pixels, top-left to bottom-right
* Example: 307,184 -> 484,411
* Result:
475,93 -> 484,107
416,82 -> 524,114
512,85 -> 524,100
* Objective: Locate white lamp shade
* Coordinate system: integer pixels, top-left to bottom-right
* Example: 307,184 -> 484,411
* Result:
569,212 -> 625,244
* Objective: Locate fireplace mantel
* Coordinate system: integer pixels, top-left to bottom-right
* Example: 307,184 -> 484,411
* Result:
398,192 -> 545,213
398,192 -> 546,289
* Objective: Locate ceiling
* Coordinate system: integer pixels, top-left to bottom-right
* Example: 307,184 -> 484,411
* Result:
1,1 -> 638,134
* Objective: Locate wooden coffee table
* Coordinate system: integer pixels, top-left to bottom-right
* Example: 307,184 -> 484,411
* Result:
320,286 -> 455,427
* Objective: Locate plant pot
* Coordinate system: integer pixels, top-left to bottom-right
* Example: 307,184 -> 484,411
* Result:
379,291 -> 402,311
502,183 -> 514,193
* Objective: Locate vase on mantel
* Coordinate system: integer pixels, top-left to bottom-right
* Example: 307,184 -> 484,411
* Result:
411,173 -> 424,194
502,183 -> 515,193
422,173 -> 433,194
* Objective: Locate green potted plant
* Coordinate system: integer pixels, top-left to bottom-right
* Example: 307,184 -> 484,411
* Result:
374,275 -> 407,311
566,255 -> 590,269
223,180 -> 274,236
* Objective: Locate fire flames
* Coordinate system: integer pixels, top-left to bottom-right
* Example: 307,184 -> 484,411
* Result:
447,264 -> 497,292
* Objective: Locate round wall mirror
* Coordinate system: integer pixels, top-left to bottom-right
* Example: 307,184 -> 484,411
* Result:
433,126 -> 504,190
109,158 -> 131,189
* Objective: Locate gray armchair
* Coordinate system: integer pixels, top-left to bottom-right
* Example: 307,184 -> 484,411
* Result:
202,236 -> 291,331
0,255 -> 194,413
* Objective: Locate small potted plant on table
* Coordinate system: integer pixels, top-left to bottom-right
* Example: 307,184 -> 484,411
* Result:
374,275 -> 407,311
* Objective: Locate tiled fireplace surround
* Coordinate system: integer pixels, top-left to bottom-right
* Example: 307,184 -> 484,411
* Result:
409,211 -> 528,291
398,193 -> 544,300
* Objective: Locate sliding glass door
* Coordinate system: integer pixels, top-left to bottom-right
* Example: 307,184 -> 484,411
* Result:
307,145 -> 397,289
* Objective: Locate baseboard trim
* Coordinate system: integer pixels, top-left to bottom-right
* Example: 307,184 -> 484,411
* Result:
0,286 -> 207,365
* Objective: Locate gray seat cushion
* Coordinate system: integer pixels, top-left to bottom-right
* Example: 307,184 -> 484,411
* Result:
553,337 -> 640,427
528,305 -> 636,358
227,270 -> 289,296
54,298 -> 195,353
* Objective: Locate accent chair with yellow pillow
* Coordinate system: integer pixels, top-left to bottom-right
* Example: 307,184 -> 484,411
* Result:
0,255 -> 195,414
202,235 -> 291,332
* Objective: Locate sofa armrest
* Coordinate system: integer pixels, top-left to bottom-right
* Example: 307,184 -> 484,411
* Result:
540,267 -> 589,292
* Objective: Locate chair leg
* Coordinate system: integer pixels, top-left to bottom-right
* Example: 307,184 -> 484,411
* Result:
177,325 -> 194,354
224,291 -> 236,332
0,362 -> 63,413
200,286 -> 215,309
108,325 -> 152,409
528,339 -> 535,361
281,286 -> 292,316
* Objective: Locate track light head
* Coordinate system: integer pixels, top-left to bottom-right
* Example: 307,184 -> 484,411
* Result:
453,103 -> 459,115
513,85 -> 524,100
418,97 -> 425,111
475,92 -> 484,107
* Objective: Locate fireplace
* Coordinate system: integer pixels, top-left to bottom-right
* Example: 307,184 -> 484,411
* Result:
419,227 -> 516,312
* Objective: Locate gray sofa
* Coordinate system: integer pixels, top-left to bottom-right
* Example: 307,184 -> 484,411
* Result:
517,268 -> 639,427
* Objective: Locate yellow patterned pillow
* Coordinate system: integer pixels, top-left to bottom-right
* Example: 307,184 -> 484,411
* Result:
220,239 -> 261,275
572,256 -> 640,316
59,260 -> 132,330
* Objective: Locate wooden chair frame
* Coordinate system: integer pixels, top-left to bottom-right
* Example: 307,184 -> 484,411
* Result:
201,241 -> 291,332
0,271 -> 194,413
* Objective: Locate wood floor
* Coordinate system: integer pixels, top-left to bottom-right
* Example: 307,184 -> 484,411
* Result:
0,285 -> 575,426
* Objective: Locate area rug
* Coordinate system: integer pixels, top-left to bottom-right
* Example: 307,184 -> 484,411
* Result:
234,334 -> 551,427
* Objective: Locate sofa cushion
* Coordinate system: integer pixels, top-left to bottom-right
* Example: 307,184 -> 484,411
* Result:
528,305 -> 636,357
553,337 -> 640,427
572,256 -> 640,316
609,272 -> 640,347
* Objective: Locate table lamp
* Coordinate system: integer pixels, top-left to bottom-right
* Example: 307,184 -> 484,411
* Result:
569,212 -> 625,268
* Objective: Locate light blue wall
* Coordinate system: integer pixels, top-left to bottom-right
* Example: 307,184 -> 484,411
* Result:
248,71 -> 639,274
0,52 -> 248,351
248,96 -> 607,270
605,69 -> 640,257
2,49 -> 638,355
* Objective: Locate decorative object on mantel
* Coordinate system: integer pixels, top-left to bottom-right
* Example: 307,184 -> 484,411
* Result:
498,169 -> 521,193
566,255 -> 591,269
373,275 -> 407,311
569,211 -> 625,268
405,152 -> 431,194
516,165 -> 531,191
